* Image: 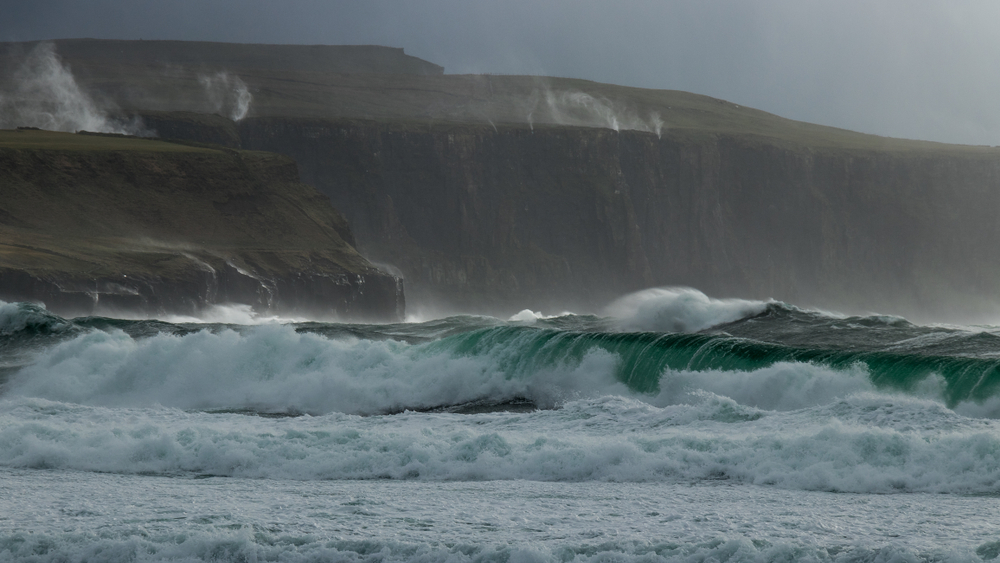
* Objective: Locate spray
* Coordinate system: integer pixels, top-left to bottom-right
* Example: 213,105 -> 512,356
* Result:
198,72 -> 253,121
650,111 -> 664,138
529,86 -> 664,135
0,43 -> 145,134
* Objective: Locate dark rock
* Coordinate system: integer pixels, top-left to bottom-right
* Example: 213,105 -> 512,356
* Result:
0,129 -> 404,321
235,117 -> 1000,322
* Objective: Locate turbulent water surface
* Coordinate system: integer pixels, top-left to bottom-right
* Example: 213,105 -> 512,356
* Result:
4,288 -> 1000,562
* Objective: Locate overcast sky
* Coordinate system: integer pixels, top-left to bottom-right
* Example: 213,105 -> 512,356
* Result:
4,0 -> 999,145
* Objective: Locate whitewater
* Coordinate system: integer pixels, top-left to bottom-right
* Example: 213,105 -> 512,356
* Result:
4,287 -> 1000,562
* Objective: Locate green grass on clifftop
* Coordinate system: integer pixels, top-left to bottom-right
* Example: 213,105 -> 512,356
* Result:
3,39 -> 992,153
0,129 -> 372,281
0,128 -> 217,152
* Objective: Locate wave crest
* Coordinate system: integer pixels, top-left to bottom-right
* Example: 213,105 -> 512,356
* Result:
0,301 -> 73,337
605,287 -> 769,333
3,325 -> 629,414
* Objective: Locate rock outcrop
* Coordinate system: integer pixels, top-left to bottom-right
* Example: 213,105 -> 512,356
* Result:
0,129 -> 404,320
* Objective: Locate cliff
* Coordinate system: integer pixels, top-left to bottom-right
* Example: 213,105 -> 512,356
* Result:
4,39 -> 999,322
0,129 -> 404,320
234,118 -> 1000,321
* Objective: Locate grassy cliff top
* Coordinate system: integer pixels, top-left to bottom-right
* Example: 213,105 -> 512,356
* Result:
1,39 -> 443,76
227,72 -> 992,153
0,129 -> 372,280
0,128 -> 218,152
2,39 -> 991,153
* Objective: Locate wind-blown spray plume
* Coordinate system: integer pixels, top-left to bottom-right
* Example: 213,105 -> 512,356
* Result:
533,88 -> 665,136
0,43 -> 143,134
649,110 -> 664,138
198,72 -> 253,121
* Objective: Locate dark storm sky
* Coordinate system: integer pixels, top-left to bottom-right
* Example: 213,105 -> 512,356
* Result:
4,0 -> 999,145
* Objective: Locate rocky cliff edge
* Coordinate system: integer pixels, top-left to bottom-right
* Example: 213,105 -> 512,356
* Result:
0,128 -> 404,321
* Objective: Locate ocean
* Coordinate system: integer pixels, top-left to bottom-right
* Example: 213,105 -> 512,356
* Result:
3,287 -> 1000,562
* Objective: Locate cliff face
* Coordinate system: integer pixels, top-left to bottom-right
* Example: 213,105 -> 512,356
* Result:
0,129 -> 404,320
237,119 -> 650,312
13,37 -> 998,321
235,117 -> 1000,321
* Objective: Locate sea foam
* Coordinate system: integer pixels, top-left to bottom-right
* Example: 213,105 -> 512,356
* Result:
1,394 -> 1000,493
2,315 -> 973,416
605,287 -> 769,332
3,324 -> 629,414
5,299 -> 1000,493
0,531 -> 982,563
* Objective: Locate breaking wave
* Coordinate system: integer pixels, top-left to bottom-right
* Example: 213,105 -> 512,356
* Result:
605,286 -> 769,332
4,289 -> 1000,494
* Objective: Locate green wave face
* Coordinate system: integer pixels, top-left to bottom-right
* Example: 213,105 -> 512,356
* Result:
5,298 -> 1000,409
422,325 -> 1000,406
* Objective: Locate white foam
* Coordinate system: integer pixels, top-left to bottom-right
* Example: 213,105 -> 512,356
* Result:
1,394 -> 999,493
509,309 -> 544,323
954,394 -> 1000,419
4,325 -> 629,414
605,287 -> 769,333
0,319 -> 965,417
650,361 -> 876,412
0,530 -> 978,563
507,309 -> 575,323
159,303 -> 307,325
3,461 -> 997,560
6,314 -> 1000,492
